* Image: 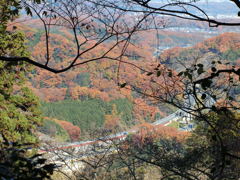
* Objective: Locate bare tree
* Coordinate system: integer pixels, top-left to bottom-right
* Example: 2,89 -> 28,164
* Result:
0,0 -> 162,73
1,0 -> 240,73
92,0 -> 240,26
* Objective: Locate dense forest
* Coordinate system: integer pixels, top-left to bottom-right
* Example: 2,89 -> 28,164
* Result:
9,19 -> 238,141
0,0 -> 240,179
27,31 -> 240,141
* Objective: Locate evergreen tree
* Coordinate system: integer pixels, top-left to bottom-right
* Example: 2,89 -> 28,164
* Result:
0,16 -> 42,145
0,1 -> 55,179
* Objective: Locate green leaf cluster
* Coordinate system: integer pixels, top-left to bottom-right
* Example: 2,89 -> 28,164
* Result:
39,119 -> 70,142
41,98 -> 133,134
0,24 -> 42,145
0,0 -> 44,30
0,1 -> 53,179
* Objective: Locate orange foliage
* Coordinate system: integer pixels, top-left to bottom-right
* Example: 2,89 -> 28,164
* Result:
196,32 -> 240,53
70,86 -> 110,101
104,104 -> 121,129
40,88 -> 67,102
133,98 -> 162,123
54,119 -> 81,141
160,46 -> 183,61
132,123 -> 189,145
19,20 -> 240,128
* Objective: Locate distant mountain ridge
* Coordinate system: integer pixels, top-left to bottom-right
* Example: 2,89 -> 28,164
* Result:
150,1 -> 239,17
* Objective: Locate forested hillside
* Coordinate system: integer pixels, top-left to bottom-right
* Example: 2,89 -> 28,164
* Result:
160,32 -> 240,68
10,20 -> 167,141
9,19 -> 240,142
1,0 -> 240,179
160,32 -> 240,101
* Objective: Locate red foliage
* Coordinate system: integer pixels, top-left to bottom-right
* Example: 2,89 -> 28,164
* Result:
131,123 -> 189,146
55,120 -> 81,141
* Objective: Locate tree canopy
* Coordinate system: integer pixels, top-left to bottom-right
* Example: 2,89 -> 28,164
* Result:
0,3 -> 42,144
0,1 -> 55,179
0,0 -> 240,179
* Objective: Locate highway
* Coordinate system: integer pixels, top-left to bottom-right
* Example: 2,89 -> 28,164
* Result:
40,109 -> 189,153
38,93 -> 216,175
40,92 -> 215,153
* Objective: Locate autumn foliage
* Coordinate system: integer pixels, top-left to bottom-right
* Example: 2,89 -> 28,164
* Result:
130,123 -> 189,147
55,120 -> 81,141
104,104 -> 121,129
44,117 -> 81,141
10,19 -> 240,139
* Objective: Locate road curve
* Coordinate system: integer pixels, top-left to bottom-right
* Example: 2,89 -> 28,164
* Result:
40,93 -> 215,152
